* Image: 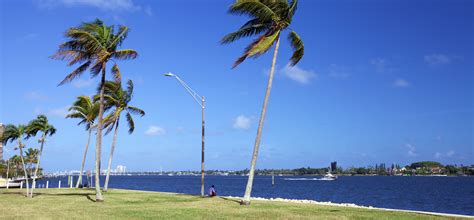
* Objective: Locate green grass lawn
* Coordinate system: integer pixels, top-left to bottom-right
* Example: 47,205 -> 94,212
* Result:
0,188 -> 468,219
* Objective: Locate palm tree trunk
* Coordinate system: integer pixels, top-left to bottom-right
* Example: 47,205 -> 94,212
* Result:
94,66 -> 106,202
241,37 -> 280,205
18,140 -> 30,198
30,133 -> 46,198
76,128 -> 92,188
104,117 -> 120,192
6,159 -> 10,189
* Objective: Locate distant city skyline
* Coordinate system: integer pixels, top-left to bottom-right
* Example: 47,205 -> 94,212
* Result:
0,0 -> 472,172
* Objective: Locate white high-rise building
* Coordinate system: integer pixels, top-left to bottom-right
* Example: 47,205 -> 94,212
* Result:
116,165 -> 126,174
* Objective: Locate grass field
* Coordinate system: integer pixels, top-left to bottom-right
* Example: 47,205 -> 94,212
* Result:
0,188 -> 468,219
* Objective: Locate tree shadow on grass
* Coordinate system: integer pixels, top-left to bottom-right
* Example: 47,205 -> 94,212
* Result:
2,191 -> 96,202
219,197 -> 242,204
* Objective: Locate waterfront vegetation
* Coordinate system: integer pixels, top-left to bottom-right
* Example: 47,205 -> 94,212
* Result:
0,115 -> 56,198
0,189 -> 466,219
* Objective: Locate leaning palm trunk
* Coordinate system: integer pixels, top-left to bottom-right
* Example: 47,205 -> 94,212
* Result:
18,140 -> 30,197
30,133 -> 46,198
242,37 -> 280,205
76,128 -> 92,188
104,118 -> 120,192
94,67 -> 106,202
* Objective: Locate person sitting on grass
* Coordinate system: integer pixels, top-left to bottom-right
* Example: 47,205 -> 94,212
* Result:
208,185 -> 216,197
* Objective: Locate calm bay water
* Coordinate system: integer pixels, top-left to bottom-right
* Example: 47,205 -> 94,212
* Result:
38,175 -> 474,215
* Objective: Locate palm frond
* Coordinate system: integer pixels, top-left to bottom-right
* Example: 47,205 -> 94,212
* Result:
288,0 -> 298,18
126,106 -> 145,117
65,28 -> 104,53
288,30 -> 304,66
112,49 -> 138,60
89,51 -> 110,77
125,112 -> 135,134
233,31 -> 280,68
1,124 -> 25,145
26,115 -> 56,139
58,61 -> 92,86
221,19 -> 270,44
110,25 -> 129,49
125,80 -> 134,100
229,0 -> 276,21
111,64 -> 122,83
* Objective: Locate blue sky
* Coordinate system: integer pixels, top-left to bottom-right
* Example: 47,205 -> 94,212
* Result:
0,0 -> 472,172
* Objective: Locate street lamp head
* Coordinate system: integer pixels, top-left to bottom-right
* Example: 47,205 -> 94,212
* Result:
164,72 -> 175,77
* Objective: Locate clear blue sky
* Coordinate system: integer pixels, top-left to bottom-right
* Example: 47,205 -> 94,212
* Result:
0,0 -> 472,172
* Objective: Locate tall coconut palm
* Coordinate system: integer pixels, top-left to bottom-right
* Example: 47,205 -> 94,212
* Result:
52,19 -> 138,201
26,115 -> 56,198
221,0 -> 304,205
66,95 -> 99,188
99,79 -> 145,191
1,125 -> 31,197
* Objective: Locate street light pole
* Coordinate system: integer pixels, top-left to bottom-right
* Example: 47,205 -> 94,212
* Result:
164,73 -> 206,197
201,96 -> 205,197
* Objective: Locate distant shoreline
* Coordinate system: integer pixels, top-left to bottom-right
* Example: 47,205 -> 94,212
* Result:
42,173 -> 474,177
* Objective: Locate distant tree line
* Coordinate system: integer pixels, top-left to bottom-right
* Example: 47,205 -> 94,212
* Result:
202,161 -> 473,176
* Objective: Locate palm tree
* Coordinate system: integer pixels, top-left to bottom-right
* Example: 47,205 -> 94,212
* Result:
221,0 -> 304,205
66,96 -> 99,188
26,115 -> 56,198
52,19 -> 138,201
24,148 -> 39,177
1,125 -> 31,197
10,155 -> 22,178
99,79 -> 145,191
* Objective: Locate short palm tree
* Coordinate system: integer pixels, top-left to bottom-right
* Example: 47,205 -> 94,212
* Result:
66,95 -> 99,188
1,124 -> 31,197
52,19 -> 138,201
26,115 -> 56,198
10,155 -> 22,177
24,148 -> 39,176
99,79 -> 145,191
221,0 -> 304,205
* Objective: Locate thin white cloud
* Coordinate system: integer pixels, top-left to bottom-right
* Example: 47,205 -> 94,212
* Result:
36,0 -> 150,14
233,115 -> 251,130
72,78 -> 94,88
446,150 -> 455,157
406,143 -> 417,157
18,33 -> 39,42
280,64 -> 316,85
144,5 -> 153,16
434,150 -> 456,159
145,126 -> 166,136
328,64 -> 351,79
424,54 -> 451,65
370,58 -> 387,73
48,106 -> 70,118
393,78 -> 410,88
369,58 -> 395,73
24,91 -> 49,102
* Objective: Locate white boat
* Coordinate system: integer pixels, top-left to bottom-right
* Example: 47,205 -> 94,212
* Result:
320,172 -> 337,181
0,178 -> 22,188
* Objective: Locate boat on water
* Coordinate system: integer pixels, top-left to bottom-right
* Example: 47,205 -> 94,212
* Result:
320,172 -> 337,181
283,173 -> 337,181
0,178 -> 22,188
